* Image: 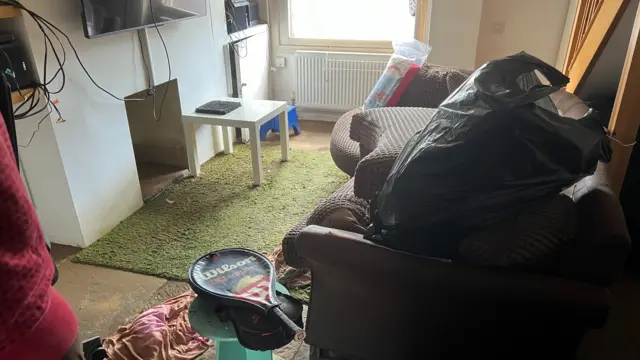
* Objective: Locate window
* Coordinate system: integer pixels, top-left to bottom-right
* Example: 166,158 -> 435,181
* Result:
278,0 -> 418,49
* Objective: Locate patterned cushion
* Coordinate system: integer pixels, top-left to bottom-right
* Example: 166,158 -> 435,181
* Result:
282,178 -> 369,268
330,108 -> 363,176
458,194 -> 577,270
350,107 -> 436,200
396,64 -> 472,108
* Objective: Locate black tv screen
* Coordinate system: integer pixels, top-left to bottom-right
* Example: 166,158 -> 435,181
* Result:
81,0 -> 207,38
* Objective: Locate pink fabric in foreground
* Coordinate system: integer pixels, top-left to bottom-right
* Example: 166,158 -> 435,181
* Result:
104,291 -> 212,360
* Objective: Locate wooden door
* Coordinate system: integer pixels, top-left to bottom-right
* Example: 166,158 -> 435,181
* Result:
608,3 -> 640,194
560,0 -> 640,194
564,0 -> 630,93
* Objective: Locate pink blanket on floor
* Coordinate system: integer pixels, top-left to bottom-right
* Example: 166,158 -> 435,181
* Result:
104,291 -> 212,360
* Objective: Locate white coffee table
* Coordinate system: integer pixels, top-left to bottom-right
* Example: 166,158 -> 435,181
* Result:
182,98 -> 290,186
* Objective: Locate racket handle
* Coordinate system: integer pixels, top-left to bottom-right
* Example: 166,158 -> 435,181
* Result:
272,307 -> 306,341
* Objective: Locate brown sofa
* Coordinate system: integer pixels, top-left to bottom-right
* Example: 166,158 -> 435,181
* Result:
329,64 -> 471,177
297,170 -> 630,360
280,64 -> 631,359
284,64 -> 471,267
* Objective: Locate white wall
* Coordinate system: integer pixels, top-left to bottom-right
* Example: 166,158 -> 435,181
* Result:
144,10 -> 230,161
19,0 -> 229,246
7,16 -> 85,247
426,0 -> 483,69
16,103 -> 85,247
475,0 -> 571,67
579,0 -> 640,100
272,54 -> 294,103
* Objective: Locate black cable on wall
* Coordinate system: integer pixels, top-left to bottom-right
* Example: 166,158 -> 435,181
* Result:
0,0 -> 172,128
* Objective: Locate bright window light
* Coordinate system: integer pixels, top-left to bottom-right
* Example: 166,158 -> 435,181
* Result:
289,0 -> 416,41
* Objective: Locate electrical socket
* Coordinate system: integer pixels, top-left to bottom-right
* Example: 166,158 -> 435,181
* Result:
275,56 -> 286,68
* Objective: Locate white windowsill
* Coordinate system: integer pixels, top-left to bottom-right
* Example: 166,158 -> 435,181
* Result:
225,23 -> 268,44
274,43 -> 393,55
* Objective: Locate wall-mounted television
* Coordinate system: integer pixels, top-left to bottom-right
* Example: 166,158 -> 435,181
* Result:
81,0 -> 207,39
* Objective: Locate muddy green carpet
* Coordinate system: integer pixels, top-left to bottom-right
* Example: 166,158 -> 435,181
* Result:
73,144 -> 348,280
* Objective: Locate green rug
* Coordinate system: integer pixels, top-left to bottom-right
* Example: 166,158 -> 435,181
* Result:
73,144 -> 348,280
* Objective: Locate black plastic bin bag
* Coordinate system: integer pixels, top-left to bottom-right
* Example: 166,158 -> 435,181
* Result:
369,52 -> 610,258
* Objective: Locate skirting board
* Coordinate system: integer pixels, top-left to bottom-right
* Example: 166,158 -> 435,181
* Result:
297,108 -> 346,122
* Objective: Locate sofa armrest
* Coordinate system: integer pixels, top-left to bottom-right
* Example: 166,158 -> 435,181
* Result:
281,178 -> 369,269
564,184 -> 632,285
348,111 -> 383,155
296,225 -> 611,359
297,225 -> 609,310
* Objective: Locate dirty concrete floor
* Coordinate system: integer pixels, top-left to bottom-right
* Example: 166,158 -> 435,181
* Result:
51,119 -> 332,359
264,119 -> 334,152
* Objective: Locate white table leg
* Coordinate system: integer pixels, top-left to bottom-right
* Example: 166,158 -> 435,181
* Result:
279,108 -> 290,161
222,126 -> 234,154
249,125 -> 264,186
183,121 -> 201,177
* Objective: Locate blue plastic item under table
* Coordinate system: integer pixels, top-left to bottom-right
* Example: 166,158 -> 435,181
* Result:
259,105 -> 301,141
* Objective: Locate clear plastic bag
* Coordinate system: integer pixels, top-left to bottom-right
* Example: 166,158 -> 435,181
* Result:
392,39 -> 431,67
363,39 -> 431,109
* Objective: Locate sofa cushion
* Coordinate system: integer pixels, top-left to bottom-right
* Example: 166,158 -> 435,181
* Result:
350,107 -> 436,200
458,194 -> 577,272
396,64 -> 472,108
282,178 -> 369,268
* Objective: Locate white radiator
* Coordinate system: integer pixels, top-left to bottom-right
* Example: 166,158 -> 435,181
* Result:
295,51 -> 391,111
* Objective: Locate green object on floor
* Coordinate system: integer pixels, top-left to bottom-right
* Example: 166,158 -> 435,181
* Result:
72,144 -> 348,280
217,341 -> 272,360
188,283 -> 290,360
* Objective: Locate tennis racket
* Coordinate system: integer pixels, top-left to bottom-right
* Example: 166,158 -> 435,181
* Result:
189,248 -> 306,341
